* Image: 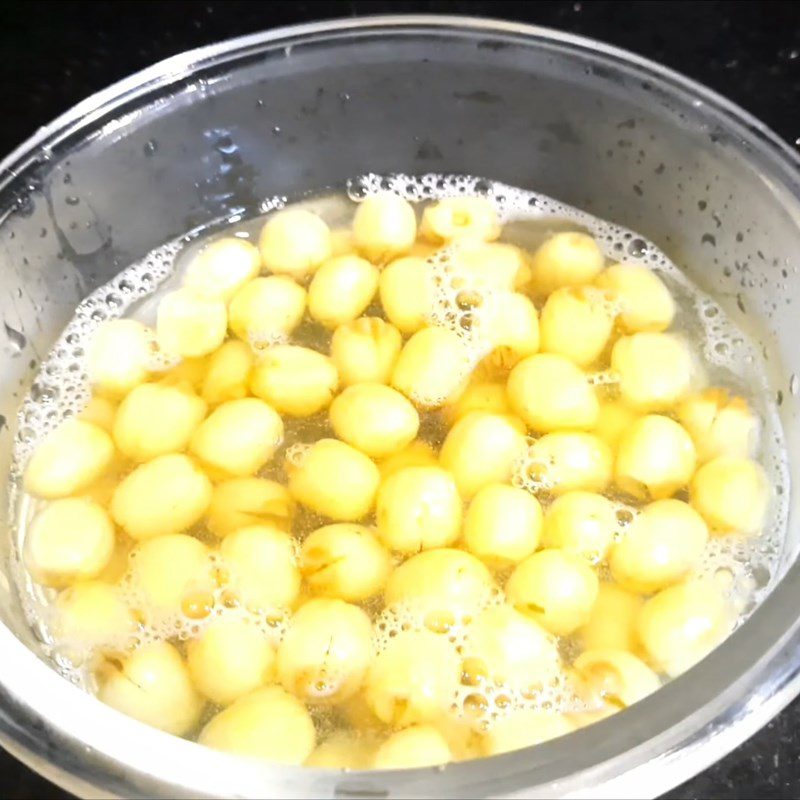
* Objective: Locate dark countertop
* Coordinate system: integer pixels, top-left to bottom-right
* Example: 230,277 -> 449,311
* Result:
2,1 -> 799,798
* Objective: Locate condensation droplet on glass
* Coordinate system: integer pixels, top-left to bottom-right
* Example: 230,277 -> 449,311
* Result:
143,140 -> 158,157
4,322 -> 26,355
790,374 -> 799,396
65,196 -> 79,206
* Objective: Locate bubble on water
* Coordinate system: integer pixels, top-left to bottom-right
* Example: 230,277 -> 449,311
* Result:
284,442 -> 311,468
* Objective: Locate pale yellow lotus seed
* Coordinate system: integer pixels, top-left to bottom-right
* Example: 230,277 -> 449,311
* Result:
507,353 -> 599,432
113,381 -> 206,461
199,685 -> 315,763
24,419 -> 115,499
24,498 -> 115,588
250,345 -> 339,417
190,398 -> 283,476
156,289 -> 227,358
308,255 -> 380,328
258,208 -> 332,278
184,237 -> 261,302
615,415 -> 696,500
529,232 -> 604,296
99,642 -> 204,736
330,316 -> 402,386
287,439 -> 380,521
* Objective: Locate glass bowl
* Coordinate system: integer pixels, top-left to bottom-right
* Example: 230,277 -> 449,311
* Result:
1,15 -> 799,799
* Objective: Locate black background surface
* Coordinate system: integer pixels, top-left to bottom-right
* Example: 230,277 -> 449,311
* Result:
2,2 -> 799,798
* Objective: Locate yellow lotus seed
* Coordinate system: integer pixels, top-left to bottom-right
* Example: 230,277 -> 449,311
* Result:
391,326 -> 473,409
201,339 -> 254,406
378,256 -> 434,334
24,498 -> 115,588
691,456 -> 770,536
330,383 -> 419,459
507,354 -> 599,432
506,549 -> 599,636
529,232 -> 604,296
300,524 -> 392,601
188,618 -> 275,706
220,524 -> 300,611
308,255 -> 380,328
113,381 -> 206,461
610,499 -> 709,593
595,263 -> 675,333
24,419 -> 115,499
376,466 -> 462,552
287,438 -> 380,521
578,582 -> 643,654
482,711 -> 575,756
483,291 -> 540,367
258,208 -> 332,278
110,453 -> 212,540
384,549 -> 494,616
352,193 -> 417,263
87,319 -> 153,397
366,630 -> 461,727
156,289 -> 227,358
573,649 -> 660,708
542,491 -> 618,563
199,685 -> 315,763
250,345 -> 339,417
53,581 -> 136,660
440,411 -> 528,499
611,332 -> 696,411
420,196 -> 500,244
466,605 -> 560,689
183,237 -> 261,302
463,484 -> 543,565
524,432 -> 613,496
228,275 -> 306,343
330,316 -> 402,386
539,286 -> 615,367
190,397 -> 283,476
615,415 -> 696,500
278,598 -> 373,704
373,725 -> 453,769
677,389 -> 759,463
638,581 -> 733,677
99,642 -> 204,736
206,477 -> 294,538
129,534 -> 211,616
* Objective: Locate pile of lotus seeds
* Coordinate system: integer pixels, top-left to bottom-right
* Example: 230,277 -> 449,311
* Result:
17,189 -> 772,769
